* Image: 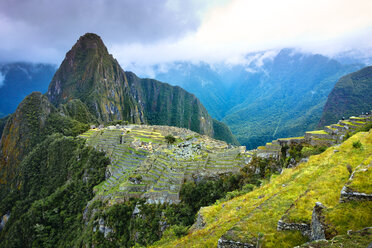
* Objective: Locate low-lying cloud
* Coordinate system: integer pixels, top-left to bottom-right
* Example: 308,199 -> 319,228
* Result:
1,0 -> 372,74
0,0 -> 212,63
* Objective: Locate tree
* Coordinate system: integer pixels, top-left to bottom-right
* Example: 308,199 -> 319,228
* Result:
165,134 -> 176,144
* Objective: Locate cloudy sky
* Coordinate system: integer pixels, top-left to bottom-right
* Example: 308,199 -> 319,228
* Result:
1,0 -> 372,73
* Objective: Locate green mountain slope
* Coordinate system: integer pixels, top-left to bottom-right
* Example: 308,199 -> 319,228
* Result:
0,92 -> 91,190
46,33 -> 237,144
0,92 -> 55,187
125,72 -> 214,138
152,130 -> 372,248
153,50 -> 362,149
47,33 -> 142,123
319,66 -> 372,127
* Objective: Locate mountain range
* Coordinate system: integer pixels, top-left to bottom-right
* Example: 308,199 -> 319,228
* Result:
153,50 -> 364,149
319,65 -> 372,126
0,62 -> 56,117
1,46 -> 371,150
0,33 -> 371,248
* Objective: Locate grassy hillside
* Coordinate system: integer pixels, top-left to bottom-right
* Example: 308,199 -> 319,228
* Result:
152,130 -> 372,247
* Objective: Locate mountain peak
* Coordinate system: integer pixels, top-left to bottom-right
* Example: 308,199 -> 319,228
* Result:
73,33 -> 107,52
47,33 -> 141,123
64,33 -> 109,66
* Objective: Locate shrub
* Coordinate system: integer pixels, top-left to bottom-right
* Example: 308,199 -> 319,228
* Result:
301,146 -> 327,157
165,134 -> 176,144
242,183 -> 255,193
352,140 -> 362,149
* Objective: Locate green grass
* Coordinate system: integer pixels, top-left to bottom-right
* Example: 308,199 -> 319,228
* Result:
298,226 -> 372,247
306,130 -> 328,134
151,131 -> 372,248
347,158 -> 372,194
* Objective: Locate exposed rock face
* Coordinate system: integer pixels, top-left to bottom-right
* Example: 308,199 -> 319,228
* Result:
190,208 -> 206,231
217,238 -> 254,248
310,202 -> 327,241
277,219 -> 310,237
94,218 -> 113,238
47,33 -> 142,124
0,212 -> 10,231
46,33 -> 237,144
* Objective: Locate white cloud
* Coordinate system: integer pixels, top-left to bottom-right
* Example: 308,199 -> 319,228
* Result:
117,0 -> 372,72
0,0 -> 372,71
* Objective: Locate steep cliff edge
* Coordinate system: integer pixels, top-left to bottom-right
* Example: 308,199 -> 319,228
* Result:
47,33 -> 142,123
46,33 -> 236,144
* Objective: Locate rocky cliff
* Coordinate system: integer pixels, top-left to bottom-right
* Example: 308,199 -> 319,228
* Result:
47,33 -> 237,144
47,33 -> 142,123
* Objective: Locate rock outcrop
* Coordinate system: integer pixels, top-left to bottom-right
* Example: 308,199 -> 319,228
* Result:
277,219 -> 310,237
217,238 -> 254,248
46,33 -> 237,144
310,202 -> 327,241
340,161 -> 372,203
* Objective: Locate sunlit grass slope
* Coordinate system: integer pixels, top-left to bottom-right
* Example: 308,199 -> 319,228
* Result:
152,130 -> 372,248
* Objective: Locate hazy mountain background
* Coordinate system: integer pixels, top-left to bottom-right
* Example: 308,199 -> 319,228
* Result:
152,49 -> 367,149
0,63 -> 57,117
319,65 -> 372,126
1,49 -> 371,149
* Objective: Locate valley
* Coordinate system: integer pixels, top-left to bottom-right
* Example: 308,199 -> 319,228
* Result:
0,32 -> 371,248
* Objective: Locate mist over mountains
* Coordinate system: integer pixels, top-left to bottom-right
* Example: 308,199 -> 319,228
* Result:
0,48 -> 370,149
152,49 -> 366,149
0,63 -> 57,117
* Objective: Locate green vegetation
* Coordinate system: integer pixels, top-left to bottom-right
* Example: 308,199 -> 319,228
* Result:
352,140 -> 362,149
151,131 -> 372,247
0,114 -> 9,137
212,119 -> 239,145
165,134 -> 176,144
299,227 -> 372,248
319,66 -> 372,127
0,135 -> 109,247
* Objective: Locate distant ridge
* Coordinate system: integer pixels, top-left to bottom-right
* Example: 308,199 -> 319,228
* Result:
319,65 -> 372,127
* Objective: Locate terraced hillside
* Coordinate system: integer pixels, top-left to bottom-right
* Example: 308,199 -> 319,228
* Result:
256,112 -> 372,158
151,129 -> 372,248
80,125 -> 250,205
